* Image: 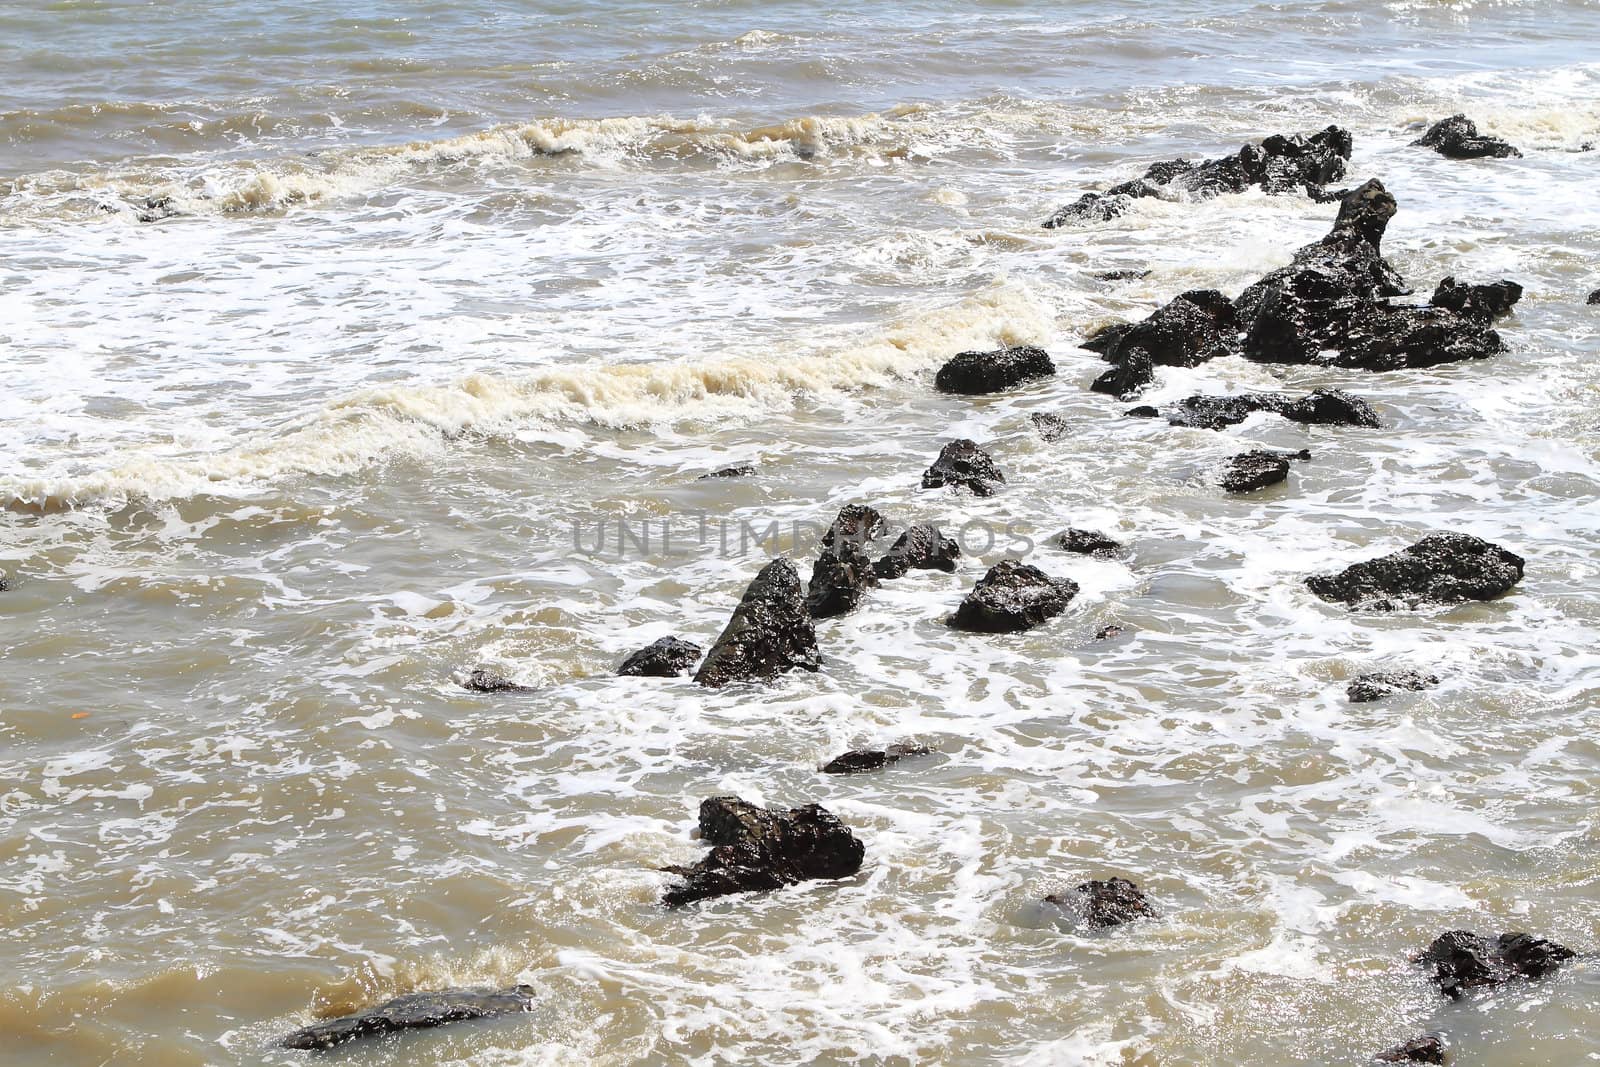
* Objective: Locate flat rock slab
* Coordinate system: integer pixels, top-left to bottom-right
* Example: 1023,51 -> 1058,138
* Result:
1307,532 -> 1524,611
821,742 -> 930,775
1130,389 -> 1379,431
279,986 -> 535,1050
934,344 -> 1055,395
1348,669 -> 1439,703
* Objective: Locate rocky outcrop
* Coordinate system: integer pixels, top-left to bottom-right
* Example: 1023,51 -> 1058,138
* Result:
693,559 -> 820,688
921,439 -> 1005,497
1306,533 -> 1524,611
820,504 -> 888,550
874,524 -> 961,579
1031,412 -> 1070,442
934,345 -> 1055,395
1086,289 -> 1238,398
1053,528 -> 1125,558
1129,389 -> 1380,431
1348,669 -> 1439,703
1217,448 -> 1310,493
952,560 -> 1077,633
1373,1033 -> 1449,1064
1043,126 -> 1351,227
1412,115 -> 1521,160
618,636 -> 704,677
699,464 -> 757,479
1045,877 -> 1158,928
1431,276 -> 1523,319
820,742 -> 931,775
806,537 -> 878,619
279,987 -> 536,1051
460,667 -> 532,692
662,797 -> 865,907
1415,930 -> 1574,999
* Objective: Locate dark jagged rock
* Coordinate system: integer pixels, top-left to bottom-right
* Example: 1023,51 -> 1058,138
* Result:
693,559 -> 820,688
1431,276 -> 1523,319
1081,321 -> 1134,356
699,464 -> 756,479
1217,448 -> 1310,493
662,798 -> 865,907
1044,126 -> 1351,227
806,537 -> 878,619
1147,389 -> 1380,431
1094,624 -> 1126,640
461,667 -> 532,693
1096,269 -> 1151,281
874,523 -> 961,579
820,742 -> 931,775
934,344 -> 1055,395
1374,1033 -> 1449,1064
1091,346 -> 1155,399
1087,289 -> 1240,398
1031,412 -> 1070,442
1125,405 -> 1161,419
618,636 -> 703,678
921,439 -> 1005,497
819,504 -> 887,551
1045,877 -> 1158,929
1053,528 -> 1125,558
1307,532 -> 1524,611
1413,115 -> 1522,160
1586,288 -> 1600,306
1348,669 -> 1439,703
136,195 -> 180,223
0,572 -> 10,592
1415,930 -> 1574,999
279,987 -> 536,1051
952,560 -> 1077,633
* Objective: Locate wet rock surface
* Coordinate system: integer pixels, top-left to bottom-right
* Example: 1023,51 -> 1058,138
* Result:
1030,412 -> 1071,442
1094,624 -> 1127,640
934,344 -> 1056,395
1052,528 -> 1125,557
1044,126 -> 1351,227
460,667 -> 532,692
1415,930 -> 1575,999
820,742 -> 931,775
694,559 -> 820,688
1373,1032 -> 1450,1064
662,797 -> 866,907
699,464 -> 757,479
618,636 -> 704,678
819,504 -> 888,550
1095,268 -> 1151,281
1306,533 -> 1524,611
279,987 -> 536,1050
1413,114 -> 1522,159
806,537 -> 879,619
1087,289 -> 1239,398
1587,288 -> 1600,305
952,560 -> 1078,633
921,439 -> 1006,496
874,523 -> 961,579
1217,448 -> 1310,493
1348,669 -> 1440,703
1046,877 -> 1158,929
1431,276 -> 1523,319
1137,389 -> 1380,431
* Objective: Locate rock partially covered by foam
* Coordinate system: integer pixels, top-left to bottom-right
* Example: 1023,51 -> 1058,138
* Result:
952,560 -> 1077,633
1043,126 -> 1352,227
922,439 -> 1005,497
1046,877 -> 1158,929
1373,1032 -> 1450,1064
1306,533 -> 1524,611
874,523 -> 961,579
1031,412 -> 1071,441
694,559 -> 820,688
279,987 -> 536,1051
1414,930 -> 1574,999
1217,448 -> 1310,493
1052,528 -> 1125,557
662,797 -> 865,907
821,742 -> 931,775
934,344 -> 1055,395
1087,289 -> 1239,398
618,636 -> 704,677
1131,389 -> 1380,431
1412,115 -> 1522,160
1347,668 -> 1439,703
460,667 -> 533,692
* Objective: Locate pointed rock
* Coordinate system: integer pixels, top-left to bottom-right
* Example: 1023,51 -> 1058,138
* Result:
694,559 -> 820,688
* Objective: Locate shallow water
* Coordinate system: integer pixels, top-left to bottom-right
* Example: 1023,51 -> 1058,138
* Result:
2,1 -> 1599,1064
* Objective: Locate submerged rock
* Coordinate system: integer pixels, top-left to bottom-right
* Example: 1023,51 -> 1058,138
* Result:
1030,411 -> 1071,442
1053,528 -> 1125,558
1412,115 -> 1522,160
1306,532 -> 1524,611
874,523 -> 961,579
460,667 -> 532,693
1044,126 -> 1351,227
921,439 -> 1006,497
662,797 -> 865,907
1145,389 -> 1380,431
699,464 -> 757,479
1415,930 -> 1575,999
806,537 -> 879,619
1373,1033 -> 1450,1064
1217,448 -> 1310,493
618,636 -> 704,678
1096,268 -> 1151,281
820,742 -> 931,775
1348,669 -> 1439,703
279,987 -> 536,1051
693,559 -> 820,688
935,344 -> 1055,395
1087,289 -> 1239,398
1045,877 -> 1158,929
952,560 -> 1077,633
1094,624 -> 1127,640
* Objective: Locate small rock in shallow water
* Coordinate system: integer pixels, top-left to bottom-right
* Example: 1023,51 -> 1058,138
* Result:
1373,1032 -> 1449,1064
1053,528 -> 1125,557
806,537 -> 878,619
921,439 -> 1006,497
460,667 -> 531,692
1149,390 -> 1380,431
662,797 -> 865,907
1030,412 -> 1070,442
934,344 -> 1055,395
618,636 -> 703,677
279,986 -> 536,1050
1587,289 -> 1600,305
1348,669 -> 1439,703
1414,930 -> 1575,999
1045,877 -> 1158,928
1216,449 -> 1309,493
699,464 -> 756,479
1412,114 -> 1521,159
1095,269 -> 1151,281
952,560 -> 1077,633
1306,532 -> 1524,611
820,742 -> 931,775
1094,624 -> 1126,640
693,559 -> 820,688
874,523 -> 961,579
